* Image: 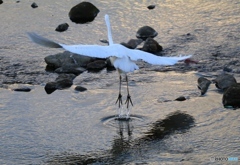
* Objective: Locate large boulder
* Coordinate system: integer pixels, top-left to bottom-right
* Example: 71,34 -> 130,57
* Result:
222,83 -> 240,108
44,51 -> 94,69
68,2 -> 100,24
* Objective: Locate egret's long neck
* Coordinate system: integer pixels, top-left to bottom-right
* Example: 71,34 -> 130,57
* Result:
105,14 -> 114,45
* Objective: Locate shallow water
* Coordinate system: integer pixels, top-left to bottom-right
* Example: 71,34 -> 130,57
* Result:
0,0 -> 240,164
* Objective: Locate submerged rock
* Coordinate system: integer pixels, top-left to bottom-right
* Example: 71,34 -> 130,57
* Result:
45,74 -> 76,94
142,37 -> 163,53
136,26 -> 158,40
68,2 -> 100,24
222,83 -> 240,108
197,77 -> 211,95
212,74 -> 237,91
55,23 -> 69,32
144,111 -> 195,140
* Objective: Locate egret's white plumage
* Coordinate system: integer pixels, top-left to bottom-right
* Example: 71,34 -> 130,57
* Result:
27,15 -> 191,72
27,14 -> 192,115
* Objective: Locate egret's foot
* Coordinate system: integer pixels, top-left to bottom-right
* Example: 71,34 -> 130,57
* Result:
115,93 -> 123,108
125,94 -> 133,108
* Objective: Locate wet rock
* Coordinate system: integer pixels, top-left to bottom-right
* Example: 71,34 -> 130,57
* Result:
13,87 -> 31,92
142,37 -> 163,53
68,2 -> 100,24
222,83 -> 240,108
197,77 -> 211,95
55,23 -> 69,32
175,96 -> 186,101
75,86 -> 87,92
121,39 -> 143,49
223,66 -> 232,72
45,74 -> 76,94
44,51 -> 94,69
99,39 -> 109,44
31,2 -> 38,8
136,26 -> 158,40
147,5 -> 155,10
212,73 -> 237,91
55,64 -> 86,75
0,0 -> 3,5
87,60 -> 106,71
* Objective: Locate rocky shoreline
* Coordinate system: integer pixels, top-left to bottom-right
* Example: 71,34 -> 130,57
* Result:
0,1 -> 239,108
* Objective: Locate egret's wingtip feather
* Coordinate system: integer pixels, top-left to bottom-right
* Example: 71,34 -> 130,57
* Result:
27,32 -> 62,48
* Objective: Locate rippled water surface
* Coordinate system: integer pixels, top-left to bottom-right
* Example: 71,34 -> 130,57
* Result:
0,0 -> 240,164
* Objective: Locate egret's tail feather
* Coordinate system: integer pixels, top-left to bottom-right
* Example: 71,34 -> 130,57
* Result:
27,32 -> 62,48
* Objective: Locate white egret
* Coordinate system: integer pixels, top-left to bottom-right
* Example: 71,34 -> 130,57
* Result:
27,14 -> 192,110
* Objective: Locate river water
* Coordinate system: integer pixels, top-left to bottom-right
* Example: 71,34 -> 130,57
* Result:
0,0 -> 240,164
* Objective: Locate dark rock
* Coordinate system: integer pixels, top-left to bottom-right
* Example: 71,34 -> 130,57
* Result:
99,39 -> 109,44
44,51 -> 94,69
197,77 -> 211,95
106,58 -> 115,71
16,1 -> 20,3
0,0 -> 3,5
121,39 -> 143,49
222,83 -> 240,108
212,74 -> 237,91
87,60 -> 106,71
55,64 -> 86,75
31,2 -> 38,8
136,26 -> 158,40
147,5 -> 155,10
175,96 -> 186,101
223,66 -> 232,72
68,2 -> 100,24
13,87 -> 31,92
75,86 -> 87,92
55,23 -> 69,32
142,37 -> 163,53
45,74 -> 76,94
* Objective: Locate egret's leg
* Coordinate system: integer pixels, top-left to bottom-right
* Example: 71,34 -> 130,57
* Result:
115,75 -> 123,108
125,75 -> 133,109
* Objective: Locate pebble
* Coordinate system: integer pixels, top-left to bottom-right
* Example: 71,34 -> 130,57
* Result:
55,23 -> 69,32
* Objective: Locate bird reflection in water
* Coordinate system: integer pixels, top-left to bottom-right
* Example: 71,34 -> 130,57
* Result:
46,111 -> 194,164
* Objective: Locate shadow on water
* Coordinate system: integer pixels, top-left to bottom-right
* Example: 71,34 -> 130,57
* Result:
46,111 -> 195,165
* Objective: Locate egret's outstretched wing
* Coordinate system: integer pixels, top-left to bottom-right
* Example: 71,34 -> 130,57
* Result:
127,48 -> 192,65
27,32 -> 122,59
60,44 -> 122,58
27,32 -> 61,48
